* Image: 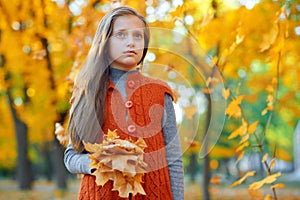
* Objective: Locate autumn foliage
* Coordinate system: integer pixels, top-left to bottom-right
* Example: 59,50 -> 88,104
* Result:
0,0 -> 300,199
84,129 -> 147,198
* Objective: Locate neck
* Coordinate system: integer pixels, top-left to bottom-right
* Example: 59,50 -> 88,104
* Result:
110,66 -> 139,71
109,67 -> 139,83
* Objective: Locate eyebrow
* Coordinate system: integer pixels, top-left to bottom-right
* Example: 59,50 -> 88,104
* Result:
113,28 -> 144,32
113,28 -> 126,32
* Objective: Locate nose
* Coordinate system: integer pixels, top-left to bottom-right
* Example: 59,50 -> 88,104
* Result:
126,34 -> 135,47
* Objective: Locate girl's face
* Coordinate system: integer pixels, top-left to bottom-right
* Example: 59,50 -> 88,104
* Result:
108,15 -> 146,71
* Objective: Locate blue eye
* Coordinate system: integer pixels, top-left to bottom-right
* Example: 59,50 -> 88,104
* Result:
134,33 -> 143,39
115,32 -> 126,39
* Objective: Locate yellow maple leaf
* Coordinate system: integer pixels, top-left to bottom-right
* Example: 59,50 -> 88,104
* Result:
231,171 -> 256,187
83,129 -> 147,198
107,129 -> 119,139
112,171 -> 131,197
93,170 -> 114,186
83,141 -> 103,153
135,138 -> 147,149
111,155 -> 138,176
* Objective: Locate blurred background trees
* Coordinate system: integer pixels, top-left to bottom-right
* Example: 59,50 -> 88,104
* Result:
0,0 -> 299,199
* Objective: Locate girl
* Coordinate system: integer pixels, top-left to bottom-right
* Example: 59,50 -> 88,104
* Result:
64,6 -> 184,200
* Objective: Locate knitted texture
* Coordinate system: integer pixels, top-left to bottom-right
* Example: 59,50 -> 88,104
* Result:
78,72 -> 173,200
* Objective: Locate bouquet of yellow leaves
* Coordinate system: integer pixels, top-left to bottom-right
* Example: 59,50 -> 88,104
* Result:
83,129 -> 148,198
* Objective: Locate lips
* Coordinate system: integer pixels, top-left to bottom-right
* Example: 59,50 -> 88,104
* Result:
124,50 -> 137,55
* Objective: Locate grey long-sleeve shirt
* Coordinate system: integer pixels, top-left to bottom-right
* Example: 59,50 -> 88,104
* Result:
64,67 -> 184,200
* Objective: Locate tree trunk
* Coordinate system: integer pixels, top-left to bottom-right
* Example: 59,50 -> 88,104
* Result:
42,142 -> 53,181
41,37 -> 68,190
202,152 -> 210,200
53,136 -> 67,189
202,93 -> 211,200
188,153 -> 197,182
7,90 -> 33,190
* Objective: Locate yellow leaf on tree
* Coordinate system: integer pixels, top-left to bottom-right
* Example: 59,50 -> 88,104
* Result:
225,95 -> 245,119
228,118 -> 248,140
235,141 -> 249,152
236,82 -> 241,95
235,151 -> 245,165
239,134 -> 249,144
235,34 -> 245,44
270,158 -> 276,170
210,56 -> 218,67
259,25 -> 278,52
262,153 -> 268,163
276,148 -> 292,161
231,171 -> 256,187
222,88 -> 230,100
263,172 -> 281,184
249,172 -> 281,190
271,183 -> 285,189
248,120 -> 258,135
262,92 -> 274,116
249,181 -> 264,190
261,108 -> 268,116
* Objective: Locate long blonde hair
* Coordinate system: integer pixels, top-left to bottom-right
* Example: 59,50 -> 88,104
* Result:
67,6 -> 150,152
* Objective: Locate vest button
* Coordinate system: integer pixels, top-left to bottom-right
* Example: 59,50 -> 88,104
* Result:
125,100 -> 133,108
127,125 -> 136,133
127,80 -> 135,88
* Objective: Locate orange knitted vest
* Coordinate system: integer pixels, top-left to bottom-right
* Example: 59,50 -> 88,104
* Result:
78,72 -> 173,200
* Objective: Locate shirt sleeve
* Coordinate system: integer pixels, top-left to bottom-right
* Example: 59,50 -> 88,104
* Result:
64,142 -> 93,175
163,93 -> 185,200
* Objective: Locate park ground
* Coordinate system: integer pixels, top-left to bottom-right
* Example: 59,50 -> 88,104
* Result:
0,178 -> 299,200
